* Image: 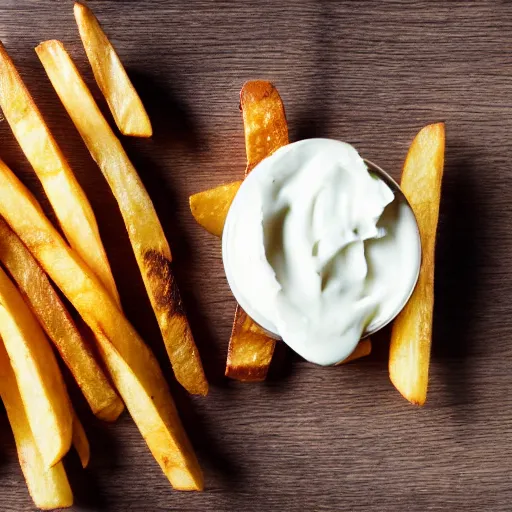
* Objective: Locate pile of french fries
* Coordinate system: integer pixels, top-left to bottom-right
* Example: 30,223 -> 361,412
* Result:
191,81 -> 445,406
0,1 -> 445,509
0,3 -> 207,509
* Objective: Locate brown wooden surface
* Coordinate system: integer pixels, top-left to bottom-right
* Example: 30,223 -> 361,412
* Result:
0,1 -> 509,510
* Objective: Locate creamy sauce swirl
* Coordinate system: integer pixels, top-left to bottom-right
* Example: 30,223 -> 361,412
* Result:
223,139 -> 421,365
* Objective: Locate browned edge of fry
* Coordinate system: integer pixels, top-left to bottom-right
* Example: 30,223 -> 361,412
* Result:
226,305 -> 276,382
143,250 -> 208,396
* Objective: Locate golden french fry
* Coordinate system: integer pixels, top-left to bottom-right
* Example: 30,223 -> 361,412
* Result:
0,41 -> 120,306
94,332 -> 202,489
0,158 -> 203,490
241,80 -> 289,174
336,339 -> 372,365
225,81 -> 289,381
37,40 -> 207,397
72,410 -> 90,469
74,2 -> 152,137
389,123 -> 445,406
0,217 -> 123,422
189,180 -> 242,237
0,341 -> 73,510
225,305 -> 276,381
0,264 -> 72,468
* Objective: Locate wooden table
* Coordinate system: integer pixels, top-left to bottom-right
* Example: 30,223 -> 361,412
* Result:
0,1 -> 510,510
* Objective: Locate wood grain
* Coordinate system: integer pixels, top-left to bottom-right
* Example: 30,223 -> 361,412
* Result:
0,0 -> 510,510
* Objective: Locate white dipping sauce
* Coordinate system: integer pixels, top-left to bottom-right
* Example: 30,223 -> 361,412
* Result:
223,139 -> 421,366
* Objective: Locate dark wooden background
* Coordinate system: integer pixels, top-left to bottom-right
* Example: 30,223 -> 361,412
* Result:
0,0 -> 510,510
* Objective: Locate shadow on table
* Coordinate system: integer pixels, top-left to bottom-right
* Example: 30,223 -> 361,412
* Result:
171,382 -> 246,487
0,404 -> 14,472
129,70 -> 206,151
432,155 -> 482,416
291,0 -> 337,144
61,358 -> 118,511
65,423 -> 114,511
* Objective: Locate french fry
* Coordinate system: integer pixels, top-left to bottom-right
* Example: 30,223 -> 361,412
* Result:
0,264 -> 72,468
73,2 -> 152,137
389,123 -> 445,405
72,410 -> 90,469
0,217 -> 123,422
336,339 -> 372,365
226,305 -> 276,382
0,42 -> 120,306
94,332 -> 201,489
189,180 -> 242,237
0,158 -> 203,490
0,341 -> 73,510
37,40 -> 207,397
225,80 -> 289,381
241,80 -> 289,174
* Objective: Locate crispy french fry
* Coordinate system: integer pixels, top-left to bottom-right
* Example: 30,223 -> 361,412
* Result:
0,264 -> 72,468
72,410 -> 90,469
336,339 -> 372,365
241,80 -> 289,174
389,123 -> 445,406
189,181 -> 242,237
0,341 -> 73,510
0,217 -> 123,422
0,158 -> 203,490
0,42 -> 120,306
225,81 -> 289,381
94,332 -> 201,489
74,3 -> 152,137
37,40 -> 207,397
226,305 -> 276,381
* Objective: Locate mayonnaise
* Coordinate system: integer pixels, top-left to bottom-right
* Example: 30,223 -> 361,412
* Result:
222,139 -> 421,366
